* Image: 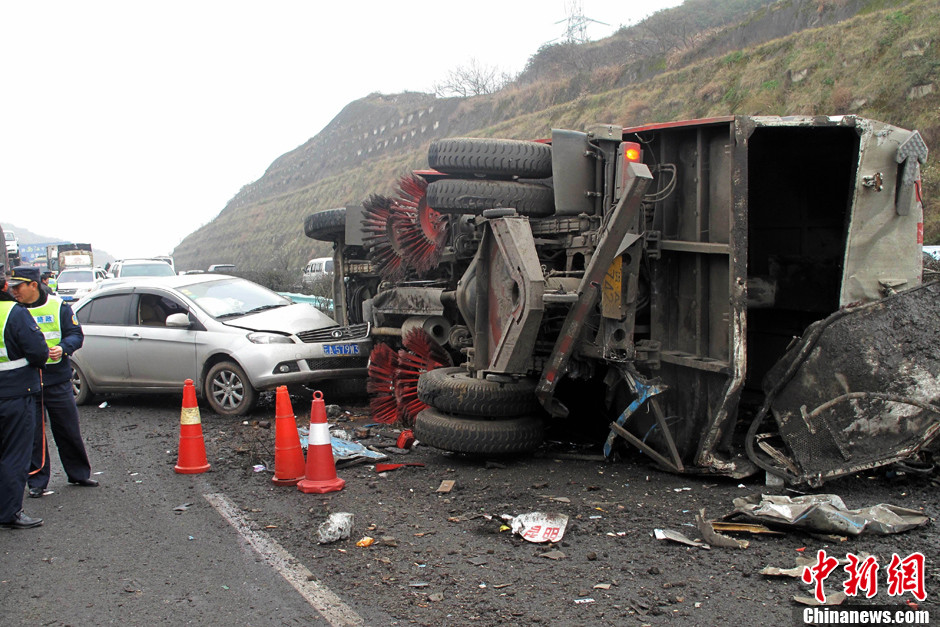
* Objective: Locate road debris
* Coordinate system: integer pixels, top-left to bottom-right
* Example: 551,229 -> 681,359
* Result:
317,512 -> 354,544
396,429 -> 415,449
510,512 -> 568,543
436,479 -> 456,493
356,536 -> 375,547
653,528 -> 709,549
731,494 -> 929,535
695,509 -> 748,549
374,462 -> 425,473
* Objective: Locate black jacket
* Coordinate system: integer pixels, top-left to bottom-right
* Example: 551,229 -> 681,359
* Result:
0,303 -> 47,398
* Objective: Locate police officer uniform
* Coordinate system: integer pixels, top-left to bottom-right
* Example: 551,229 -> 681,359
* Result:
0,276 -> 48,528
8,266 -> 97,495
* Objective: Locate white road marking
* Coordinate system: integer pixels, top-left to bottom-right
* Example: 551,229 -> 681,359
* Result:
204,492 -> 363,626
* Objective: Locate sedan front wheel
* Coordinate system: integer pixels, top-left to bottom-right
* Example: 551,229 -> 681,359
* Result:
205,361 -> 258,416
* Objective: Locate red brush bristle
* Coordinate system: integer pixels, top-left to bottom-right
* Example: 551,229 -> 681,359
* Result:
394,175 -> 447,275
367,343 -> 400,423
402,328 -> 452,369
362,194 -> 409,282
391,329 -> 454,425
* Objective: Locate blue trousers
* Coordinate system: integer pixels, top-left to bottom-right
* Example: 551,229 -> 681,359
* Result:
28,379 -> 92,489
0,394 -> 36,522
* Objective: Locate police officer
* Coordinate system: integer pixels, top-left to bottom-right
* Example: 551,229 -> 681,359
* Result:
8,266 -> 98,496
0,273 -> 49,529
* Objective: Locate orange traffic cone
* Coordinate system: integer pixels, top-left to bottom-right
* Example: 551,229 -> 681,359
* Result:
297,390 -> 345,494
272,386 -> 306,486
174,379 -> 210,474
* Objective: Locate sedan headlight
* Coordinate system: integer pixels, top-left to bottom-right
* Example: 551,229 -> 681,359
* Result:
247,332 -> 294,344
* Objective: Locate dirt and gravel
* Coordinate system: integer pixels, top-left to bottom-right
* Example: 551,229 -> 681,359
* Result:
5,390 -> 936,626
197,391 -> 939,626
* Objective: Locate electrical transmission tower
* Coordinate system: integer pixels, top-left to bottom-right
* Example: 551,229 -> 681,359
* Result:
555,0 -> 609,44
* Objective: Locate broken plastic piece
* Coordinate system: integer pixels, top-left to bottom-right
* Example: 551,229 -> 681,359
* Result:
375,462 -> 425,473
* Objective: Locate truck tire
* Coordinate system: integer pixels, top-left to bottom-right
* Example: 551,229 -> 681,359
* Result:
428,138 -> 552,179
414,407 -> 544,455
417,366 -> 540,417
304,208 -> 346,241
426,180 -> 554,217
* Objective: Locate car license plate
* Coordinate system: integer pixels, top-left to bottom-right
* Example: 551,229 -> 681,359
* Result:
323,344 -> 359,356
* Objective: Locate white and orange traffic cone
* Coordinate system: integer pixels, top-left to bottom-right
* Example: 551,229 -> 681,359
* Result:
271,386 -> 306,486
297,390 -> 344,494
174,379 -> 210,474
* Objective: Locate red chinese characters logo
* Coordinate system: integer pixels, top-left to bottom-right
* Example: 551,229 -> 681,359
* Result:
886,552 -> 926,601
802,550 -> 927,603
843,553 -> 879,598
802,549 -> 840,603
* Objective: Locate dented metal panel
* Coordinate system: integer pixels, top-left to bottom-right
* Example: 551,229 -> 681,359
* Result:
839,119 -> 925,304
764,280 -> 940,485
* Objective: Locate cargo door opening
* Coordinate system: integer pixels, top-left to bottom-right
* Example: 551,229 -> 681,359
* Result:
745,126 -> 859,390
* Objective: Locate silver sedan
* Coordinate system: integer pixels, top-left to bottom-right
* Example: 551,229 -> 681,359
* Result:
70,274 -> 371,415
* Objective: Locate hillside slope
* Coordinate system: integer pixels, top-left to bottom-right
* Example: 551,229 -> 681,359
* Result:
172,0 -> 939,274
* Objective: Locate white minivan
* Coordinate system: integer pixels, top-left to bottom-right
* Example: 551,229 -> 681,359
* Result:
302,257 -> 333,289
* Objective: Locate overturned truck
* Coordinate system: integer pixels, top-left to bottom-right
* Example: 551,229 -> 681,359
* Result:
305,115 -> 938,486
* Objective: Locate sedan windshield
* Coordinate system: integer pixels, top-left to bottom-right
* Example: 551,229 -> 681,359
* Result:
58,270 -> 94,282
178,278 -> 290,319
121,263 -> 176,277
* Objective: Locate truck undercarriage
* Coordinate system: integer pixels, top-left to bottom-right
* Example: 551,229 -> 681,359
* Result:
305,115 -> 938,486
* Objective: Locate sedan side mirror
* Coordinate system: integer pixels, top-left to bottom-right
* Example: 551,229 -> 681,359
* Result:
165,313 -> 192,328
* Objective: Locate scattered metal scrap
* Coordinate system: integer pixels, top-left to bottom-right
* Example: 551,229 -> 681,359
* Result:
731,494 -> 929,536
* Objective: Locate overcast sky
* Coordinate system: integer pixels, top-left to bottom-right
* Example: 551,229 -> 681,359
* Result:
1,0 -> 682,262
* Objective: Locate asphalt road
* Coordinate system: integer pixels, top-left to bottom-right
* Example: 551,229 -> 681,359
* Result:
0,395 -> 388,626
2,393 -> 938,626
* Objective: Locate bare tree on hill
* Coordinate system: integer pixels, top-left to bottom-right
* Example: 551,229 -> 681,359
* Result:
433,58 -> 511,98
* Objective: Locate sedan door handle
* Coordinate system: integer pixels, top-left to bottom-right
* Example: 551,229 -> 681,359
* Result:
129,333 -> 142,341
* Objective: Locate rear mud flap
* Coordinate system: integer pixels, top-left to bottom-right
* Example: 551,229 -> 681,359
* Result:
748,280 -> 940,486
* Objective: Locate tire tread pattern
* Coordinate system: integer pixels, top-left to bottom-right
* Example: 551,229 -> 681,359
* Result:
426,180 -> 554,217
414,407 -> 544,455
304,208 -> 346,241
429,138 -> 552,178
417,366 -> 540,417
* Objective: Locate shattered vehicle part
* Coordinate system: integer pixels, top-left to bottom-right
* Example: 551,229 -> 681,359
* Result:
731,494 -> 930,536
748,280 -> 940,485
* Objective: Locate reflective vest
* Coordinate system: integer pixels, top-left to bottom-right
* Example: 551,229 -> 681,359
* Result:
0,302 -> 29,371
28,296 -> 63,365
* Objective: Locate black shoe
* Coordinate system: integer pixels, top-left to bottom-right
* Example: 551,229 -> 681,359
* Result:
1,511 -> 43,529
69,478 -> 99,487
28,488 -> 44,499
